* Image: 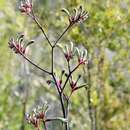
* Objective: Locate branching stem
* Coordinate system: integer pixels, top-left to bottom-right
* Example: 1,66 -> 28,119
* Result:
53,24 -> 72,47
30,10 -> 52,47
61,63 -> 81,93
19,8 -> 78,130
20,53 -> 51,75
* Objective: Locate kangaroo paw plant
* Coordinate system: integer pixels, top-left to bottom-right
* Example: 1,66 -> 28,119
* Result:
8,0 -> 89,130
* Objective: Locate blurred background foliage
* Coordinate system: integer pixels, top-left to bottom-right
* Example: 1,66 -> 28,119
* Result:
0,0 -> 130,130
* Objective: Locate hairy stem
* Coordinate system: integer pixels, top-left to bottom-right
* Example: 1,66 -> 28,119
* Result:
60,93 -> 66,119
52,74 -> 68,130
43,122 -> 47,130
53,24 -> 72,47
51,47 -> 54,73
66,99 -> 70,130
45,117 -> 67,123
20,101 -> 26,130
20,53 -> 51,75
30,11 -> 52,47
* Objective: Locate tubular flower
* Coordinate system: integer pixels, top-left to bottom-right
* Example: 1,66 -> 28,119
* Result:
62,6 -> 89,25
8,33 -> 34,55
70,81 -> 77,91
8,34 -> 25,54
63,42 -> 75,62
26,113 -> 39,128
70,75 -> 81,92
47,71 -> 65,92
47,79 -> 62,92
19,0 -> 32,14
26,105 -> 48,129
76,48 -> 88,65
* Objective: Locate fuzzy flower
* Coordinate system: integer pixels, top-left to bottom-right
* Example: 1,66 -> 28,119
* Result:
26,105 -> 48,129
70,75 -> 81,92
62,6 -> 88,25
76,48 -> 88,65
19,0 -> 32,14
69,75 -> 87,99
8,33 -> 34,55
26,113 -> 39,128
8,33 -> 25,54
63,42 -> 75,62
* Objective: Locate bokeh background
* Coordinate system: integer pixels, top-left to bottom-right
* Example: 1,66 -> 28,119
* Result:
0,0 -> 130,130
